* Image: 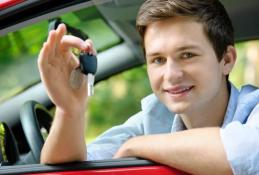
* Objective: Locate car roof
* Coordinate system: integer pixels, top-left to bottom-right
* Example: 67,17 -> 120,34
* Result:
1,0 -> 259,41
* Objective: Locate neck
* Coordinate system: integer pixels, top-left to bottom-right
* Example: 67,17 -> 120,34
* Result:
181,82 -> 230,129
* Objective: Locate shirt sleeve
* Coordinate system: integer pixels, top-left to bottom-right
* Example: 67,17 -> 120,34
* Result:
86,93 -> 173,161
220,103 -> 259,175
86,111 -> 145,160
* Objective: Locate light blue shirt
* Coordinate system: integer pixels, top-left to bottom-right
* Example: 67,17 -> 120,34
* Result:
87,82 -> 259,175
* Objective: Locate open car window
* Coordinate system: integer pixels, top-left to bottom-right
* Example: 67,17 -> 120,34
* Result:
0,6 -> 121,104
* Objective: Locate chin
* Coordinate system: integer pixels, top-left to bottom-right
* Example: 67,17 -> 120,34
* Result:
158,94 -> 190,114
166,103 -> 189,114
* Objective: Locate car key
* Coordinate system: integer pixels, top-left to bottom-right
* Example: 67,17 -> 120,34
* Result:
79,52 -> 97,96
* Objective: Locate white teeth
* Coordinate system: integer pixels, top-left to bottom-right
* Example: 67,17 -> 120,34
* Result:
171,87 -> 191,94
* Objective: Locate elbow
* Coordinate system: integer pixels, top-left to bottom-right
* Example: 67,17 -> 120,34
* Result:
40,151 -> 86,164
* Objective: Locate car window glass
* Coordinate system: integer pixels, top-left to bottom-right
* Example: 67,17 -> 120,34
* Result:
0,6 -> 121,104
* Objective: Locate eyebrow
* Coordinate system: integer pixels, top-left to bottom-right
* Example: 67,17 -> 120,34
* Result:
146,44 -> 202,57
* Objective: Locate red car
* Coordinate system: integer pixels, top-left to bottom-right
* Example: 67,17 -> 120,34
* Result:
0,0 -> 259,174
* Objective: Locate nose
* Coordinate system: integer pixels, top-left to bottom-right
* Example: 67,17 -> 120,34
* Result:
163,59 -> 184,83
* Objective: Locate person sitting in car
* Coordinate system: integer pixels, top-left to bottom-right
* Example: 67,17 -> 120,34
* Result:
38,0 -> 259,174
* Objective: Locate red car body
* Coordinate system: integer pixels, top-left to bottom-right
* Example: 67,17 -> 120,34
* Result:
1,159 -> 190,175
27,166 -> 189,175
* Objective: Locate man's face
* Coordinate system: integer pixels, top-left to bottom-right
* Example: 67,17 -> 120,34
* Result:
145,17 -> 229,115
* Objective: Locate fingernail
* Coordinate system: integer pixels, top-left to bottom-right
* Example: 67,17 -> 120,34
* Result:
81,43 -> 89,51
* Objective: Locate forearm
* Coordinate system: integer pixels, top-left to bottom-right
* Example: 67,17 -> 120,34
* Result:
115,127 -> 232,175
40,108 -> 86,164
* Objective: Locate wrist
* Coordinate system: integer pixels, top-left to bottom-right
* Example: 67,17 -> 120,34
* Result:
55,105 -> 85,119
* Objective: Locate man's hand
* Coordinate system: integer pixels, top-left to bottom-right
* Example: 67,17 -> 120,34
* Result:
38,24 -> 96,116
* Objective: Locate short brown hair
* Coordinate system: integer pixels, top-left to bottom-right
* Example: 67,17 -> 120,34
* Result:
136,0 -> 234,61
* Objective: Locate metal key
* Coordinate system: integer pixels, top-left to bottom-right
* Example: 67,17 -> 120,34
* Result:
79,52 -> 97,96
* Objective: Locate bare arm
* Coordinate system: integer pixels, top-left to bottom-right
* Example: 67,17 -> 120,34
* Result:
40,108 -> 86,163
114,127 -> 233,175
38,24 -> 96,164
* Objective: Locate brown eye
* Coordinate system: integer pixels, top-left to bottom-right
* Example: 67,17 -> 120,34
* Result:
182,52 -> 194,59
153,57 -> 166,64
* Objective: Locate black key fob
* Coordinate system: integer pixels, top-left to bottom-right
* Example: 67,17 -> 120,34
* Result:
79,53 -> 97,75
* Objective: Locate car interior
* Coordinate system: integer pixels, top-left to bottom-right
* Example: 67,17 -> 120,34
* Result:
0,0 -> 259,174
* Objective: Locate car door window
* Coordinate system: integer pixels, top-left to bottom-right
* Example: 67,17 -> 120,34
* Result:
0,6 -> 121,104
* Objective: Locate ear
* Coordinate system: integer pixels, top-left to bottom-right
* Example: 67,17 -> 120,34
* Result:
221,45 -> 237,75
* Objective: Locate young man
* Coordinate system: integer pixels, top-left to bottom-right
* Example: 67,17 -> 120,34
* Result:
38,0 -> 259,174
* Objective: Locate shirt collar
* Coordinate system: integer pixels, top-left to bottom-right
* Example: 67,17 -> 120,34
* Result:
221,82 -> 239,127
171,114 -> 187,132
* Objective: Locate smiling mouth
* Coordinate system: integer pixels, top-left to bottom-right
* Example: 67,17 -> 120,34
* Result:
164,86 -> 194,95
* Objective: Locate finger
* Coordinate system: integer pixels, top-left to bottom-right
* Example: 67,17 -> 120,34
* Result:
113,151 -> 122,159
83,39 -> 97,55
59,35 -> 88,52
66,53 -> 80,70
92,48 -> 97,56
55,24 -> 67,53
38,42 -> 49,69
47,30 -> 58,58
38,42 -> 51,80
